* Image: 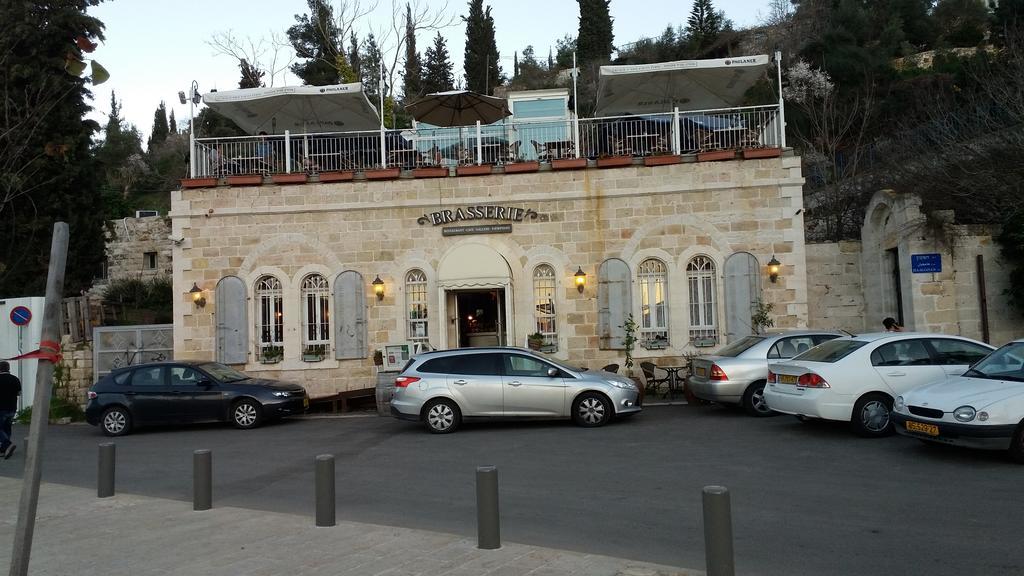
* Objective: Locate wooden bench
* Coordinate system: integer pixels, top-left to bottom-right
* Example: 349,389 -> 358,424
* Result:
309,387 -> 376,413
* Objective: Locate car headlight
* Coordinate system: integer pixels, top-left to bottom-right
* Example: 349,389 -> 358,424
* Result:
894,396 -> 905,411
953,405 -> 976,422
272,391 -> 290,398
608,380 -> 637,390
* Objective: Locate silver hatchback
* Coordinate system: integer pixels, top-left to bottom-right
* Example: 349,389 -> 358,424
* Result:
688,331 -> 844,416
390,347 -> 642,433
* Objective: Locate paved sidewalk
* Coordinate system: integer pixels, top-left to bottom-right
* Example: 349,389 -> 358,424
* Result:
0,478 -> 700,576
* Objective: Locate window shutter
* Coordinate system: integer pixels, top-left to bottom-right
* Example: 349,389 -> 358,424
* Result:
335,271 -> 367,359
215,276 -> 248,364
598,259 -> 631,349
724,252 -> 760,343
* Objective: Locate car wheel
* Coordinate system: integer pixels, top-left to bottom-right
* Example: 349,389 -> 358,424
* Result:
851,393 -> 894,438
423,398 -> 461,434
231,399 -> 263,430
101,406 -> 131,437
1008,423 -> 1024,464
572,392 -> 612,428
742,381 -> 774,417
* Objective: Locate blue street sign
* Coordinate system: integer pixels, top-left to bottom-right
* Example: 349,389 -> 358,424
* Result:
911,253 -> 942,274
10,305 -> 31,326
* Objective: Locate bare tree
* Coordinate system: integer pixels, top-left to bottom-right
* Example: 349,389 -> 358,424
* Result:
207,29 -> 295,87
372,0 -> 457,101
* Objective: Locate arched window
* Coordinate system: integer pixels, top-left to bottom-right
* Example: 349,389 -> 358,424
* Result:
533,264 -> 557,346
637,259 -> 669,347
255,275 -> 284,361
687,256 -> 718,343
301,274 -> 330,357
406,269 -> 428,343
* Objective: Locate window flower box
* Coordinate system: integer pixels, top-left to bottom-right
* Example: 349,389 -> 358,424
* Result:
303,345 -> 327,362
742,147 -> 782,159
642,339 -> 668,350
551,157 -> 587,170
259,346 -> 284,364
456,164 -> 493,177
271,173 -> 308,185
226,174 -> 264,186
597,155 -> 634,168
539,344 -> 558,354
365,167 -> 401,180
413,167 -> 448,178
180,177 -> 218,188
643,155 -> 682,167
697,149 -> 736,162
317,170 -> 355,183
503,161 -> 540,173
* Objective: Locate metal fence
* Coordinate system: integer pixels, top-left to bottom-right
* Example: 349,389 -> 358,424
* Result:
191,104 -> 782,178
93,324 -> 173,381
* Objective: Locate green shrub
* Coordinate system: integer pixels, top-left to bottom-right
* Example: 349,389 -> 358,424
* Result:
15,396 -> 85,424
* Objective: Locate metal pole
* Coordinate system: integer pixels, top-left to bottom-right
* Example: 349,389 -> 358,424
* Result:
977,255 -> 990,343
380,61 -> 387,168
189,81 -> 197,178
702,485 -> 735,576
284,130 -> 292,174
476,121 -> 483,165
193,450 -> 212,511
775,50 -> 787,148
9,222 -> 69,576
672,106 -> 681,155
573,52 -> 581,159
97,443 -> 115,498
476,466 -> 500,550
315,454 -> 336,527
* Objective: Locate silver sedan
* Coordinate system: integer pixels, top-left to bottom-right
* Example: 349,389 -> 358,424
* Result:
390,347 -> 642,433
688,331 -> 844,416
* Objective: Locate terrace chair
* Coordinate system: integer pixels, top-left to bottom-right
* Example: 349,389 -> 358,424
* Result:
610,137 -> 632,157
640,361 -> 671,396
505,141 -> 521,163
601,363 -> 619,374
531,139 -> 551,163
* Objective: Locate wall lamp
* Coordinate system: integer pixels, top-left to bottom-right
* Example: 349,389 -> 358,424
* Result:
767,255 -> 781,284
574,266 -> 587,293
189,282 -> 206,308
372,275 -> 385,301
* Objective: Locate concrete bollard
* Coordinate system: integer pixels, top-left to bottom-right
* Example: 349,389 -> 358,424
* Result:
97,443 -> 115,498
315,454 -> 336,527
193,450 -> 212,511
476,465 -> 500,550
702,485 -> 735,576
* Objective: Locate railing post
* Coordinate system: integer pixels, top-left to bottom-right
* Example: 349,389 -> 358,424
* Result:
284,130 -> 291,174
380,126 -> 387,169
776,49 -> 787,148
672,107 -> 681,155
476,465 -> 500,549
476,120 -> 483,165
97,443 -> 115,498
315,454 -> 336,527
188,132 -> 196,178
193,449 -> 212,511
702,485 -> 735,576
573,115 -> 581,159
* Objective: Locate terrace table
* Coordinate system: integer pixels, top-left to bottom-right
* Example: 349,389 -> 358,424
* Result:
661,365 -> 687,400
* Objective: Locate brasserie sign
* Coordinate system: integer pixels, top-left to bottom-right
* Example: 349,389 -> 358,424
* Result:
417,205 -> 539,226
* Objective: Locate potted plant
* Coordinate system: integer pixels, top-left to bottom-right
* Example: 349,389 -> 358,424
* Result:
260,345 -> 283,364
373,349 -> 384,366
751,299 -> 775,334
302,344 -> 327,362
527,332 -> 545,351
621,314 -> 638,377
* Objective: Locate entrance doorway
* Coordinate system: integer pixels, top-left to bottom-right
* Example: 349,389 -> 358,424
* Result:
884,247 -> 905,325
453,289 -> 506,348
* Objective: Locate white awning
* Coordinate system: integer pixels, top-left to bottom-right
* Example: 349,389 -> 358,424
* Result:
202,83 -> 381,135
595,55 -> 771,117
437,243 -> 512,289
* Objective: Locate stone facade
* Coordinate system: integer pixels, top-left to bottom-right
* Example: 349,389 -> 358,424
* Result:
56,335 -> 93,405
171,156 -> 808,397
104,215 -> 173,281
805,241 -> 866,333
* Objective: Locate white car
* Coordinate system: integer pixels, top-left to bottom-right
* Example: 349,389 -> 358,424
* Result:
765,333 -> 994,437
893,339 -> 1024,462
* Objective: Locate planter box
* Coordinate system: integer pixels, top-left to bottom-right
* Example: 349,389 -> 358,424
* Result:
643,155 -> 682,167
642,341 -> 668,350
697,149 -> 736,162
260,357 -> 282,365
456,164 -> 493,177
412,167 -> 448,178
302,354 -> 324,362
317,171 -> 355,183
226,174 -> 264,186
539,344 -> 558,354
597,155 -> 634,168
742,147 -> 783,159
503,161 -> 540,173
365,167 -> 401,180
180,177 -> 218,188
551,157 -> 587,171
271,173 -> 308,185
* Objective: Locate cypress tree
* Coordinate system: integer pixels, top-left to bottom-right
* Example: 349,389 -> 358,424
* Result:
287,0 -> 343,86
463,0 -> 502,94
686,0 -> 724,55
168,110 -> 177,134
576,0 -> 614,63
349,32 -> 362,82
422,33 -> 455,94
360,33 -> 385,100
147,101 -> 169,152
402,4 -> 424,101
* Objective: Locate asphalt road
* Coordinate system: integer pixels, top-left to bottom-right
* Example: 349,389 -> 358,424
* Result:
1,406 -> 1021,576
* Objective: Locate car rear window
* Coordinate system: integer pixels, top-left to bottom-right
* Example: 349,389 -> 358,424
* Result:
418,357 -> 454,373
716,336 -> 764,357
793,339 -> 866,363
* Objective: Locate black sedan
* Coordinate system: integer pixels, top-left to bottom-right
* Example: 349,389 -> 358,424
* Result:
85,361 -> 308,436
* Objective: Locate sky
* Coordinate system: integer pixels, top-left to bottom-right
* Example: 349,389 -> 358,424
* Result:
87,0 -> 768,140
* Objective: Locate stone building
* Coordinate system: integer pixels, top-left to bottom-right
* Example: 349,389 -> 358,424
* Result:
171,154 -> 808,397
102,214 -> 173,281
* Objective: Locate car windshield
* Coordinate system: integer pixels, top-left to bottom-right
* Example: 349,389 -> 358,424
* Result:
716,336 -> 764,357
198,362 -> 250,383
964,343 -> 1024,382
792,339 -> 866,363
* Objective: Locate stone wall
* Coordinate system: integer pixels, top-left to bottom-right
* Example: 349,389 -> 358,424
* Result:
171,156 -> 808,397
57,335 -> 93,406
805,242 -> 866,333
104,216 -> 173,281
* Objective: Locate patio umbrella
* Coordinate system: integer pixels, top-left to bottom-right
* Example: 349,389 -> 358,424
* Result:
406,90 -> 511,127
202,83 -> 381,134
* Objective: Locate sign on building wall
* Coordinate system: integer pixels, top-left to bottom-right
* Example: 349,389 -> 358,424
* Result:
911,253 -> 942,273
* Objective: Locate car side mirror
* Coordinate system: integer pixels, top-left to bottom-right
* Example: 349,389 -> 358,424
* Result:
547,368 -> 559,378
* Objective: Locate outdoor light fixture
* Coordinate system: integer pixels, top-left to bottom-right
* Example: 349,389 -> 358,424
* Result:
189,282 -> 206,308
574,267 -> 587,293
372,275 -> 385,301
768,255 -> 781,284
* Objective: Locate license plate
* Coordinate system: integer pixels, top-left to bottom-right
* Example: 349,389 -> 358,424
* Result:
779,374 -> 798,384
906,421 -> 939,436
696,367 -> 706,377
303,397 -> 309,408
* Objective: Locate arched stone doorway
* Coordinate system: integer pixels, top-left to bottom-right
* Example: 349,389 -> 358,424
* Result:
437,243 -> 514,349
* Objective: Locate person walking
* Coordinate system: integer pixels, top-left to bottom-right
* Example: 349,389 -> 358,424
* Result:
882,317 -> 904,332
0,361 -> 21,459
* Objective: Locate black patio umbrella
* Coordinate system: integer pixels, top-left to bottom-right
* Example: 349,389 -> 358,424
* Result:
405,90 -> 512,127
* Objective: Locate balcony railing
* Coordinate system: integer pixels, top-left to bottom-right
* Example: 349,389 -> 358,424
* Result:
189,104 -> 782,179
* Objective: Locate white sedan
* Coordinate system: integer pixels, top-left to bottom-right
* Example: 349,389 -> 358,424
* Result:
765,333 -> 994,437
893,339 -> 1024,462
